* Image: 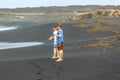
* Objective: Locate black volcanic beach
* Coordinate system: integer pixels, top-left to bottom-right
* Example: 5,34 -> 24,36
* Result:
0,6 -> 120,80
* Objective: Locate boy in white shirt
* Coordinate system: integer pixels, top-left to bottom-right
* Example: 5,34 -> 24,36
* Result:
49,26 -> 58,59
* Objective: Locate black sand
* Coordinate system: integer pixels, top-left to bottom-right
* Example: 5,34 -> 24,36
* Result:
0,6 -> 120,80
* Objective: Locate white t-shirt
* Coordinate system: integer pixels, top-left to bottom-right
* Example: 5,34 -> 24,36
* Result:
53,30 -> 57,42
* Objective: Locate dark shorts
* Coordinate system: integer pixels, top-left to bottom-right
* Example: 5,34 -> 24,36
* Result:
57,43 -> 63,50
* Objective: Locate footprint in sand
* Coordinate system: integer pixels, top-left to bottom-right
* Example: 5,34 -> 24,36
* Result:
30,61 -> 46,80
56,66 -> 64,75
55,62 -> 64,76
31,59 -> 64,80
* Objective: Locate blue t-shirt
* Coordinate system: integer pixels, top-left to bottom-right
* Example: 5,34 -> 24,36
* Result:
57,29 -> 64,43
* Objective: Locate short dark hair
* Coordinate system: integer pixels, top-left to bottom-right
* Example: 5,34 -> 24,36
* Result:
53,25 -> 57,28
56,23 -> 62,27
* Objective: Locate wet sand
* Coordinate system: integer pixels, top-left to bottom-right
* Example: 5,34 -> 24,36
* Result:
0,40 -> 120,80
0,48 -> 120,80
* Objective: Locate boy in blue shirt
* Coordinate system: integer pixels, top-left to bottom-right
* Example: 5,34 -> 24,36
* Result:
55,23 -> 64,62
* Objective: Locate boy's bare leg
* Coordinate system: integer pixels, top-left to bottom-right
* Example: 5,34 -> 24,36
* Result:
60,50 -> 63,60
56,50 -> 63,62
56,49 -> 59,58
52,48 -> 58,58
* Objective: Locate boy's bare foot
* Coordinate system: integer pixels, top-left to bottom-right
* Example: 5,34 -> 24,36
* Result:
56,59 -> 63,62
52,56 -> 58,59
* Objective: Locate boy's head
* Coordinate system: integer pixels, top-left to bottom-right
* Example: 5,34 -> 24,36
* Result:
53,26 -> 57,31
55,23 -> 62,30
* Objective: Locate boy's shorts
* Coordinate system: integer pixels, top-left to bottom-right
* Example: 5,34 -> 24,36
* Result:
54,42 -> 57,48
57,43 -> 63,50
54,43 -> 57,48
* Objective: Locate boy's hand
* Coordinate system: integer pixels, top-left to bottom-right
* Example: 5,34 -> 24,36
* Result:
49,36 -> 53,40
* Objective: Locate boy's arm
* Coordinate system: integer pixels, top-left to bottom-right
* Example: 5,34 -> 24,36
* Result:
55,31 -> 63,38
55,34 -> 62,37
48,35 -> 54,40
